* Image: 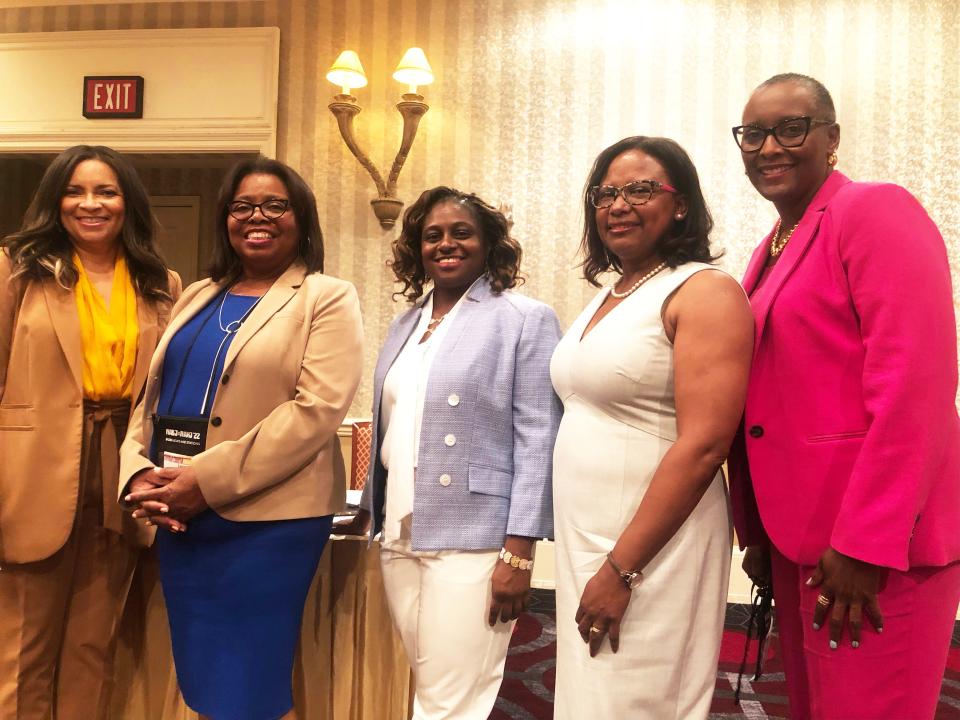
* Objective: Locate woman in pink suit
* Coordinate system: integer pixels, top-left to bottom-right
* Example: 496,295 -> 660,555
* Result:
729,72 -> 960,720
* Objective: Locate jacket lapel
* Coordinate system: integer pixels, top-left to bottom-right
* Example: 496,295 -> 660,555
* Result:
140,279 -> 223,412
41,278 -> 83,390
223,261 -> 306,368
378,303 -> 423,378
748,172 -> 851,356
742,228 -> 774,296
437,276 -> 490,357
131,296 -> 158,406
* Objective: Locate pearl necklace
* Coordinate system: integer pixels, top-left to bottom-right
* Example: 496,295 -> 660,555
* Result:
610,261 -> 668,299
769,219 -> 800,258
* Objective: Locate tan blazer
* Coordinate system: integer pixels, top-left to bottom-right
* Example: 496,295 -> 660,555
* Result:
119,261 -> 363,522
0,250 -> 181,564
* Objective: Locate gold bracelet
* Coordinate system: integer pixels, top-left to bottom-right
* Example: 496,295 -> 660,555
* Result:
499,547 -> 534,571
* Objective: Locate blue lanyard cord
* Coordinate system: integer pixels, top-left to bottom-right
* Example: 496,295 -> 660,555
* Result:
199,290 -> 264,416
159,288 -> 225,417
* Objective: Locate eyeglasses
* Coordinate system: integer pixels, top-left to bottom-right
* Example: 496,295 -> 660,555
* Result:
588,180 -> 677,209
732,116 -> 834,152
227,199 -> 291,221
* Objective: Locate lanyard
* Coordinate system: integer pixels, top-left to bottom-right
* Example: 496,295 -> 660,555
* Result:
160,286 -> 263,418
199,289 -> 264,415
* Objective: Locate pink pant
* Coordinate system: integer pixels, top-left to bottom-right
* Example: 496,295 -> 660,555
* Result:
770,546 -> 960,720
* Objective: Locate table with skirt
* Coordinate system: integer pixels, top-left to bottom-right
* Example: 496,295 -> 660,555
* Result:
111,536 -> 413,720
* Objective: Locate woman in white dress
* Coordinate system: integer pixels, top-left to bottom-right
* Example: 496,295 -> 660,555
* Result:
551,136 -> 754,719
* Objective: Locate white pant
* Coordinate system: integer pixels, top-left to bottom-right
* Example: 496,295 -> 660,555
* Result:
379,538 -> 514,720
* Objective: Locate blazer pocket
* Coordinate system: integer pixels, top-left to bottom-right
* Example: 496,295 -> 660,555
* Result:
468,464 -> 513,499
806,429 -> 868,443
0,404 -> 35,430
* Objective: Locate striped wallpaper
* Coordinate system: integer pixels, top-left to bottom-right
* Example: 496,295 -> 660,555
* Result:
1,0 -> 958,413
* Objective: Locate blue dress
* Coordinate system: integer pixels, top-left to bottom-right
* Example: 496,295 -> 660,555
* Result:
155,289 -> 332,720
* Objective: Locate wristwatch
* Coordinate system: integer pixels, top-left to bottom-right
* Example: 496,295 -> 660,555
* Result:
606,552 -> 643,590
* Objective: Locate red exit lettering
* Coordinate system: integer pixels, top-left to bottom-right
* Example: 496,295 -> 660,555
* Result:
83,76 -> 144,119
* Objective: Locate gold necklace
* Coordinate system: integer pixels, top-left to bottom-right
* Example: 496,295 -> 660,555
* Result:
610,261 -> 668,299
769,219 -> 800,257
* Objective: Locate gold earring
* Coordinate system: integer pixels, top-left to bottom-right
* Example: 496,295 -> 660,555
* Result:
828,151 -> 838,167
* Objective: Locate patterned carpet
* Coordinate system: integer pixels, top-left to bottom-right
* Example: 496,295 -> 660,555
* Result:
490,590 -> 960,719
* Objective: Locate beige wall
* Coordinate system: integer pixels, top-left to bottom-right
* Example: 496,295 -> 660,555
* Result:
1,0 -> 958,415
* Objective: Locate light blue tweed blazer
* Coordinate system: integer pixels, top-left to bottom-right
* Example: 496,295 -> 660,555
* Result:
360,278 -> 562,551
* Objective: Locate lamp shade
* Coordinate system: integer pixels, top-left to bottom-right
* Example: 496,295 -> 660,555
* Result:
392,47 -> 434,88
326,50 -> 368,91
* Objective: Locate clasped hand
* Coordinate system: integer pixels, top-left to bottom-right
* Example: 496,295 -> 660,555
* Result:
125,466 -> 208,533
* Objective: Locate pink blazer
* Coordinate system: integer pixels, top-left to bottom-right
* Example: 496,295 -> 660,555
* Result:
729,171 -> 960,571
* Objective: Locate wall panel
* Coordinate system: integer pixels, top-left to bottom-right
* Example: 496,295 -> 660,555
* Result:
1,0 -> 957,414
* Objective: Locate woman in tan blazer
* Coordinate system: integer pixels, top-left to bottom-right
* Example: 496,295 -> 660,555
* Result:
0,145 -> 180,720
120,157 -> 363,720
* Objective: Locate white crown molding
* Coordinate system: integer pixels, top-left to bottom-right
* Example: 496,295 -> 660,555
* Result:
0,27 -> 279,156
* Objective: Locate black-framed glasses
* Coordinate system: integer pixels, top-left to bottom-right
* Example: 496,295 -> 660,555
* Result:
732,116 -> 834,152
588,179 -> 677,209
227,199 -> 290,221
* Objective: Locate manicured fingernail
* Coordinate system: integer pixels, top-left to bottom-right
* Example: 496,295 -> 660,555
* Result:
160,506 -> 169,513
805,577 -> 814,585
829,640 -> 838,650
852,641 -> 860,649
124,495 -> 132,502
812,622 -> 821,630
877,627 -> 883,634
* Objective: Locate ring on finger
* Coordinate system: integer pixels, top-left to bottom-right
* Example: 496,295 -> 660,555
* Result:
589,625 -> 603,635
816,594 -> 831,607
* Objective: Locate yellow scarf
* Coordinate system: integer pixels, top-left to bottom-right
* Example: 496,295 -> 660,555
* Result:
74,253 -> 139,400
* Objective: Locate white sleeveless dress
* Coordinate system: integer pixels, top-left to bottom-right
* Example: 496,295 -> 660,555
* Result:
550,263 -> 732,720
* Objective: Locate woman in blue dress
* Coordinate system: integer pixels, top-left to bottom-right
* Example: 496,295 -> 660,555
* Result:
119,157 -> 363,720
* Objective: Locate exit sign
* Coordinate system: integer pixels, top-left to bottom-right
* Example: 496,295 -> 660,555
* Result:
83,76 -> 144,119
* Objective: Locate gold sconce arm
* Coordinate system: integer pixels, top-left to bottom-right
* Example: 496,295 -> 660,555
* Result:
327,48 -> 434,230
328,95 -> 388,197
386,94 -> 429,195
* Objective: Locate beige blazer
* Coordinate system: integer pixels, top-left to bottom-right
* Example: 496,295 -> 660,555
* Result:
0,250 -> 181,564
119,261 -> 363,522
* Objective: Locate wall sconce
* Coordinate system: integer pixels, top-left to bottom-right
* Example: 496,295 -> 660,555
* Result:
327,47 -> 434,229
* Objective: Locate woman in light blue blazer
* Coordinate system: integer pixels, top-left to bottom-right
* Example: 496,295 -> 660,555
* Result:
343,186 -> 561,719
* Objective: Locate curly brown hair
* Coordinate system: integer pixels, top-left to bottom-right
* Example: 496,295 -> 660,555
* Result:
390,186 -> 523,303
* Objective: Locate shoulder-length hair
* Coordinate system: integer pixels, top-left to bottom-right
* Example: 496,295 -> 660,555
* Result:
579,136 -> 719,287
390,186 -> 523,303
0,145 -> 171,301
209,156 -> 324,282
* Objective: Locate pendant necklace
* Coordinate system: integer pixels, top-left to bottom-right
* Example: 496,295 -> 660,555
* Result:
199,288 -> 265,415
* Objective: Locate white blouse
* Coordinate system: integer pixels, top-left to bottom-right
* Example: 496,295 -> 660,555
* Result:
378,287 -> 470,541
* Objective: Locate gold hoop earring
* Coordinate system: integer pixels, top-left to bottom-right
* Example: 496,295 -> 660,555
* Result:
828,151 -> 838,167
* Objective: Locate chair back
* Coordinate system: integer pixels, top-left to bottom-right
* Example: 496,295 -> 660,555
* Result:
350,421 -> 373,490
